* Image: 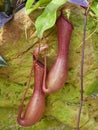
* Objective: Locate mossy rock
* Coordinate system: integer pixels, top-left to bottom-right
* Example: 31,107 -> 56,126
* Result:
0,6 -> 98,130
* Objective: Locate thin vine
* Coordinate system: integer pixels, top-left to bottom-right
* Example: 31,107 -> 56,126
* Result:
76,8 -> 89,130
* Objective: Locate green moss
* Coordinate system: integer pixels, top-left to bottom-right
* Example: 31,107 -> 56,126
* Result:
0,79 -> 33,108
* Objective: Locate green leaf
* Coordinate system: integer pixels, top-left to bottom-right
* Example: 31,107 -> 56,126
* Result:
35,0 -> 66,38
86,80 -> 98,97
26,0 -> 35,14
0,55 -> 8,67
26,0 -> 51,15
26,0 -> 34,9
91,1 -> 98,18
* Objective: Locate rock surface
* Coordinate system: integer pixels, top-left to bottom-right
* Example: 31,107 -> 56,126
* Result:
0,7 -> 98,130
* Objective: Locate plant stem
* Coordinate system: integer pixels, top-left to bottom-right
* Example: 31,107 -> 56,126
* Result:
18,62 -> 33,117
76,9 -> 88,130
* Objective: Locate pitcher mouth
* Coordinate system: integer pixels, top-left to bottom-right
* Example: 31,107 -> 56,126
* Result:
33,55 -> 44,68
56,13 -> 74,30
